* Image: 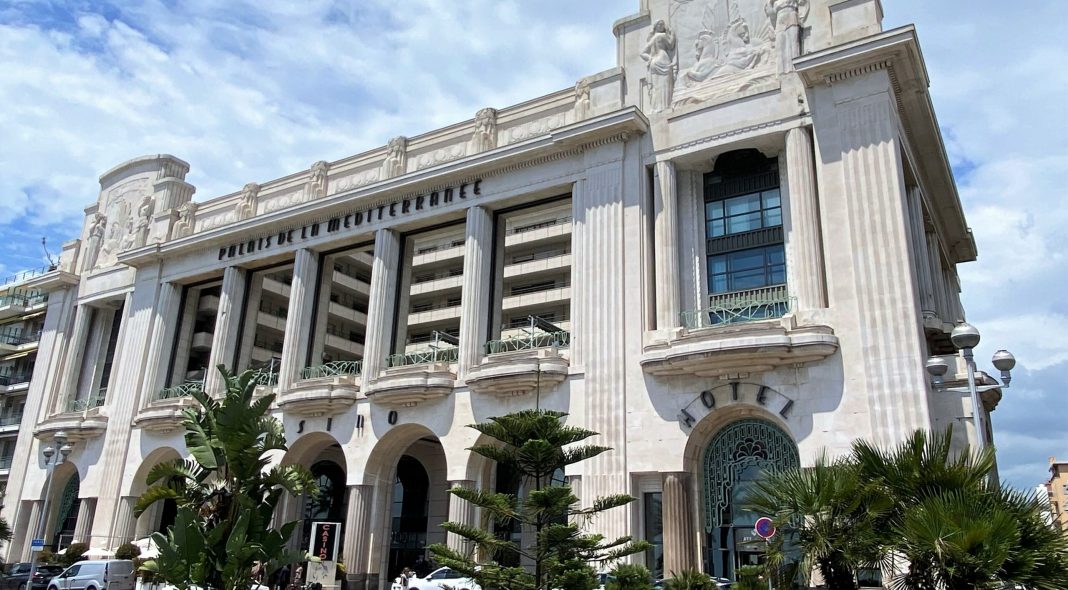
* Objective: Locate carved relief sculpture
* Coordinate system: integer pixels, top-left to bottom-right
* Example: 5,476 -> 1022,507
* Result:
766,0 -> 807,72
471,108 -> 498,152
236,182 -> 260,220
129,195 -> 154,249
640,19 -> 678,114
171,201 -> 198,239
81,212 -> 107,272
382,136 -> 408,179
307,160 -> 330,200
682,7 -> 765,85
574,77 -> 592,119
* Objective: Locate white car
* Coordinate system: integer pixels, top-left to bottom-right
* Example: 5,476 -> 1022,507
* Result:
407,567 -> 480,590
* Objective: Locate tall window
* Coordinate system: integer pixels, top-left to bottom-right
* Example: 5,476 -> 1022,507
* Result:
304,245 -> 373,377
166,281 -> 222,395
702,151 -> 787,324
71,302 -> 124,410
235,264 -> 294,383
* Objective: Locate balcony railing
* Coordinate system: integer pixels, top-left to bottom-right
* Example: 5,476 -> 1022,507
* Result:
0,456 -> 12,469
387,347 -> 459,368
507,216 -> 572,235
302,360 -> 362,379
157,380 -> 203,401
485,331 -> 571,355
681,285 -> 793,329
248,366 -> 279,387
0,330 -> 41,346
0,373 -> 32,386
0,265 -> 56,287
0,293 -> 47,308
0,414 -> 23,427
66,390 -> 107,412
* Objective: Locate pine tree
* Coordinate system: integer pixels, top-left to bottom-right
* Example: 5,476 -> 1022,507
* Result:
429,409 -> 650,590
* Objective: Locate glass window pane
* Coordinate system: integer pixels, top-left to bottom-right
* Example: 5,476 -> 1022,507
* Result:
763,189 -> 781,208
711,274 -> 728,294
706,201 -> 724,220
768,244 -> 785,264
724,194 -> 760,215
763,208 -> 782,228
728,249 -> 765,271
726,212 -> 761,234
730,268 -> 766,290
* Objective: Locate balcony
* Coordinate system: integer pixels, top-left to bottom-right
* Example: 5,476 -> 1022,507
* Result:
36,390 -> 108,442
280,361 -> 362,417
468,331 -> 570,397
0,413 -> 23,433
0,455 -> 12,471
0,293 -> 47,321
0,329 -> 40,353
191,331 -> 214,351
0,372 -> 32,392
197,294 -> 220,314
641,286 -> 838,378
504,216 -> 573,247
367,348 -> 457,406
134,381 -> 202,433
333,269 -> 371,296
411,243 -> 465,268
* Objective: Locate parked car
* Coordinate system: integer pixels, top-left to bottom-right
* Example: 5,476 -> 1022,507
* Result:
407,567 -> 480,590
1,564 -> 65,590
46,560 -> 135,590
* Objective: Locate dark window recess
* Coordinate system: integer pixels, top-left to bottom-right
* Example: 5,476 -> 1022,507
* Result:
97,305 -> 125,391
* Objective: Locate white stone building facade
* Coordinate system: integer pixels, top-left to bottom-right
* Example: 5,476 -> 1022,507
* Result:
1,0 -> 998,586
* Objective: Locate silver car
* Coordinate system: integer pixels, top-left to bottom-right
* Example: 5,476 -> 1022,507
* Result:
46,561 -> 135,590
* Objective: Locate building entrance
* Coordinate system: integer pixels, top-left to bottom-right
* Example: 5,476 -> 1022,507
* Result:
388,455 -> 429,581
702,419 -> 798,579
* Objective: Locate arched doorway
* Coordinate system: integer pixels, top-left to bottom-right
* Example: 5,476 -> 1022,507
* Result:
703,419 -> 798,579
388,456 -> 429,579
301,460 -> 348,549
52,473 -> 80,550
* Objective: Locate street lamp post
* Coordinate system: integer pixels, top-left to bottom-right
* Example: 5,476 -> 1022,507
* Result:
925,322 -> 1016,453
28,432 -> 73,585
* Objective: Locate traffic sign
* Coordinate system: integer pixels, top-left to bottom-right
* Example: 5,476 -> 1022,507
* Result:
754,517 -> 776,540
30,539 -> 44,552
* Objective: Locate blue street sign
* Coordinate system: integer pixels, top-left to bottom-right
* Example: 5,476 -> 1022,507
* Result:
30,539 -> 44,552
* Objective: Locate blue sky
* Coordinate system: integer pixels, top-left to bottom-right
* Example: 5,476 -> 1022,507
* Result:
1,1 -> 1064,491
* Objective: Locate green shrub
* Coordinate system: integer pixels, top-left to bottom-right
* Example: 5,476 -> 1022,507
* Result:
114,543 -> 141,560
607,564 -> 653,590
663,569 -> 713,590
734,565 -> 765,590
37,548 -> 56,564
59,543 -> 88,567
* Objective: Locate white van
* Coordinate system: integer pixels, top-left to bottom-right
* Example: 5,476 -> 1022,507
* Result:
46,561 -> 135,590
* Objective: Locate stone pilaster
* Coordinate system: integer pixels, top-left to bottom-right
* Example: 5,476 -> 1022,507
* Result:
784,126 -> 827,311
111,497 -> 137,545
457,206 -> 493,377
205,265 -> 247,393
56,303 -> 93,412
661,472 -> 697,575
73,498 -> 96,543
906,187 -> 936,317
89,267 -> 161,547
572,162 -> 629,542
445,480 -> 477,554
361,229 -> 400,389
653,161 -> 681,329
343,485 -> 374,590
140,283 -> 182,401
19,501 -> 41,561
279,248 -> 319,388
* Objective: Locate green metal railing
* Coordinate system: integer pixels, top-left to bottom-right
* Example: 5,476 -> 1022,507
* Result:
66,390 -> 107,412
157,380 -> 203,401
485,331 -> 570,355
387,347 -> 459,368
681,285 -> 793,329
301,360 -> 362,380
249,367 -> 279,387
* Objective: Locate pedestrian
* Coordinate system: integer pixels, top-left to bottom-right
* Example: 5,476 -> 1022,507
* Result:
276,563 -> 291,590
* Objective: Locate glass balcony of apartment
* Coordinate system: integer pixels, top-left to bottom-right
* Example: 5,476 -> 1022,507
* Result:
0,292 -> 48,321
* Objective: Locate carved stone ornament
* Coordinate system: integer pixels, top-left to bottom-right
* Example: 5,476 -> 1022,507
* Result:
670,0 -> 780,107
382,136 -> 408,179
128,195 -> 154,249
81,212 -> 107,272
640,19 -> 678,114
574,77 -> 592,119
171,201 -> 198,239
96,177 -> 150,268
236,182 -> 260,220
471,108 -> 498,152
307,160 -> 330,199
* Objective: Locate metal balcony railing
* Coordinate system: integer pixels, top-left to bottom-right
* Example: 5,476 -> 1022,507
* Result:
0,414 -> 24,427
485,330 -> 571,355
507,216 -> 572,235
0,373 -> 32,386
66,389 -> 107,412
0,329 -> 41,346
681,285 -> 793,329
247,359 -> 280,387
0,456 -> 12,469
157,380 -> 203,401
0,265 -> 56,287
387,347 -> 459,368
301,360 -> 362,379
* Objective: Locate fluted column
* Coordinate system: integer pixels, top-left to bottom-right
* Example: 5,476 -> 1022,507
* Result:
905,187 -> 936,317
361,230 -> 400,389
446,480 -> 477,554
141,283 -> 182,402
111,497 -> 137,545
661,472 -> 697,575
20,501 -> 41,561
55,304 -> 93,412
653,161 -> 681,329
279,248 -> 319,388
205,266 -> 247,392
785,126 -> 827,311
458,207 -> 493,377
342,485 -> 374,590
73,498 -> 96,543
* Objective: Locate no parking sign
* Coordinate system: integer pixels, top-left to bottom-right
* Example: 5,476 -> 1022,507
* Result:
754,517 -> 776,540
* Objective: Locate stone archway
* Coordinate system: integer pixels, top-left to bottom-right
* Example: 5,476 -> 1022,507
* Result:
278,433 -> 348,557
129,447 -> 183,541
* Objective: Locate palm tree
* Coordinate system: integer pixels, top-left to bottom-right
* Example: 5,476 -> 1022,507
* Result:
136,366 -> 316,590
744,456 -> 889,590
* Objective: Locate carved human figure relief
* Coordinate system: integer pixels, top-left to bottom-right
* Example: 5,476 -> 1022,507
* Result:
128,195 -> 154,249
471,108 -> 498,152
640,19 -> 678,114
765,0 -> 807,71
81,212 -> 107,272
236,182 -> 260,220
307,160 -> 330,200
574,77 -> 592,119
382,136 -> 408,179
171,201 -> 198,239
